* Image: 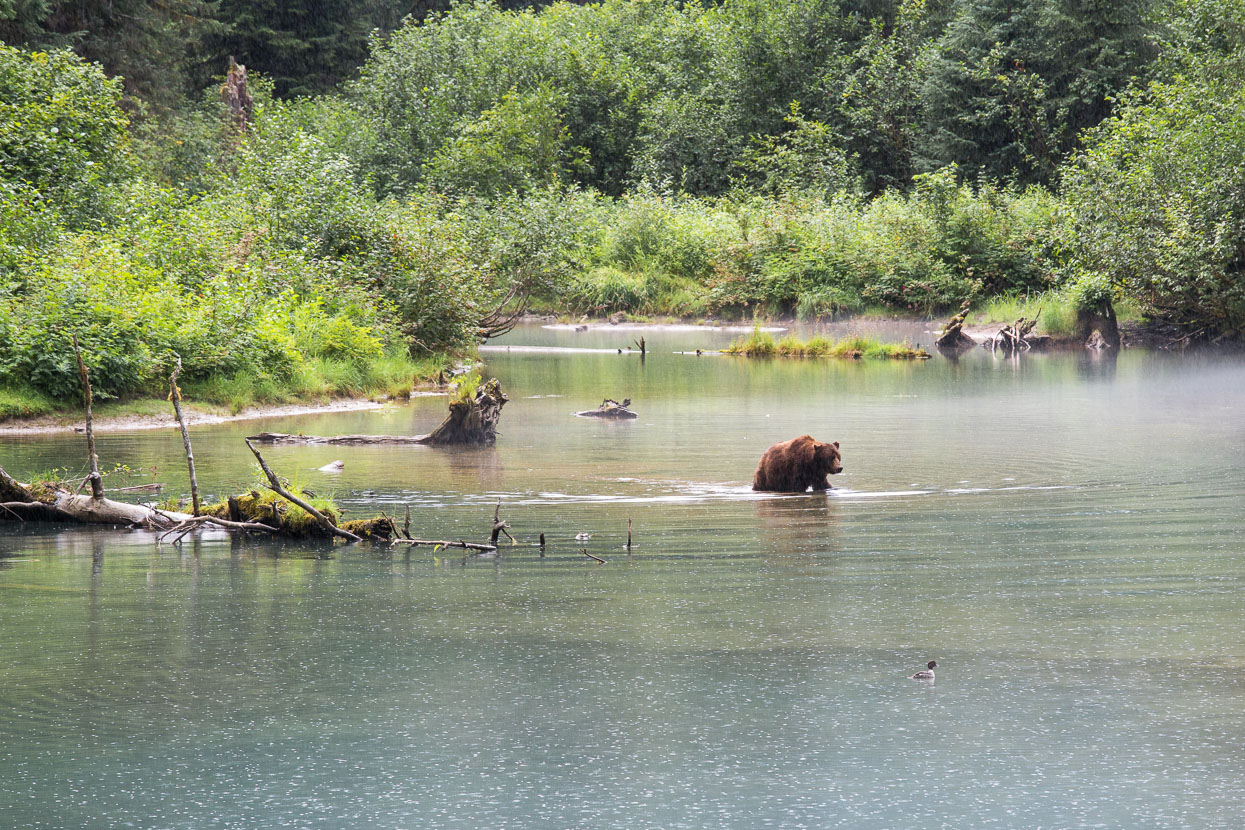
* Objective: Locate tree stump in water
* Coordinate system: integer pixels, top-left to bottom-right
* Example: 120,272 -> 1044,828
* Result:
249,379 -> 511,446
936,300 -> 977,349
991,310 -> 1042,354
420,378 -> 509,445
1076,301 -> 1120,350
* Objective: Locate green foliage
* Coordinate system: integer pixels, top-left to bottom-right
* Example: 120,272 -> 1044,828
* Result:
917,0 -> 1160,185
738,103 -> 861,198
970,290 -> 1075,336
725,328 -> 928,359
833,0 -> 936,193
0,45 -> 130,226
1061,61 -> 1245,336
725,327 -> 778,357
202,0 -> 410,98
0,383 -> 58,420
424,87 -> 585,199
1,0 -> 224,109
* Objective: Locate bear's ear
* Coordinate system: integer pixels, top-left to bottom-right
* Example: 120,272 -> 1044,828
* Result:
833,441 -> 839,449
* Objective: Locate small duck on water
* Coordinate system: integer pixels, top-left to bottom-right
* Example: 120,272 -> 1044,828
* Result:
909,660 -> 937,681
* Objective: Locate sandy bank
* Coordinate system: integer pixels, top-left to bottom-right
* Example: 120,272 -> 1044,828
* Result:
0,394 -> 446,437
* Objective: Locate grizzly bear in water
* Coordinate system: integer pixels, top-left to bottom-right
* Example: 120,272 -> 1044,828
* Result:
752,435 -> 843,492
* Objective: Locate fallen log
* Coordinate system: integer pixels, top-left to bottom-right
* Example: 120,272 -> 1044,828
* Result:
575,397 -> 638,419
0,467 -> 190,528
248,378 -> 510,446
245,439 -> 362,542
389,538 -> 498,553
247,432 -> 426,445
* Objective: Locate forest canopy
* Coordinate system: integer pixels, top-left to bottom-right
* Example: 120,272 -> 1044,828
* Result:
2,0 -> 1244,413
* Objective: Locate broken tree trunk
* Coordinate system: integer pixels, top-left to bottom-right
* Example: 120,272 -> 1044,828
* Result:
169,357 -> 201,516
220,57 -> 253,131
71,336 -> 104,499
991,309 -> 1042,354
420,378 -> 508,445
248,378 -> 510,446
936,300 -> 977,350
1075,300 -> 1120,350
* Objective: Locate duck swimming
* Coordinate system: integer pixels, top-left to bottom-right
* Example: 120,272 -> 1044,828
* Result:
909,660 -> 937,681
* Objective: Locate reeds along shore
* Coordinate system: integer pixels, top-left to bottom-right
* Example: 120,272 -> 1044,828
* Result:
723,330 -> 930,360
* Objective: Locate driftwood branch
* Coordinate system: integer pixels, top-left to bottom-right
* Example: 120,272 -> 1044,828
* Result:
158,514 -> 278,546
490,498 -> 515,546
244,439 -> 362,542
576,397 -> 637,419
389,538 -> 498,553
71,336 -> 103,499
169,357 -> 201,515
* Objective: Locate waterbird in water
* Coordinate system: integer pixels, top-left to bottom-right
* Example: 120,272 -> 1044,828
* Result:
909,660 -> 937,681
575,532 -> 592,541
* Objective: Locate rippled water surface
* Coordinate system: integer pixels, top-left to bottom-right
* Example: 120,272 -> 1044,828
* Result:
2,321 -> 1244,829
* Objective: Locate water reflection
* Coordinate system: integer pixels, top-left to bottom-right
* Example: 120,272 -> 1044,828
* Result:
2,323 -> 1245,828
1076,345 -> 1119,379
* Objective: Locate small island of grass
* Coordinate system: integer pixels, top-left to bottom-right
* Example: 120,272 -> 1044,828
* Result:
723,330 -> 931,360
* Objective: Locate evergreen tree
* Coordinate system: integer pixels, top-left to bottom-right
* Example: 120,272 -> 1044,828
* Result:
917,0 -> 1159,185
0,0 -> 221,109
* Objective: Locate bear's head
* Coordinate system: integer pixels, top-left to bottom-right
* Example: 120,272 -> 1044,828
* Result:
814,439 -> 843,476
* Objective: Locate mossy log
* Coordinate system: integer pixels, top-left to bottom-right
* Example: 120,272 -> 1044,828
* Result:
0,466 -> 193,528
936,300 -> 977,350
248,378 -> 510,446
575,398 -> 638,419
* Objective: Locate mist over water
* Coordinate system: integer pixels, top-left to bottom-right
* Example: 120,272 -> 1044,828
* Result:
2,322 -> 1244,828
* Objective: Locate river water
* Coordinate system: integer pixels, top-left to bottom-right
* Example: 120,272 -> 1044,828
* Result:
2,321 -> 1244,829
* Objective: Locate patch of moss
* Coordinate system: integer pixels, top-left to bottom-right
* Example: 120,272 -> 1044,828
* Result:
201,488 -> 342,538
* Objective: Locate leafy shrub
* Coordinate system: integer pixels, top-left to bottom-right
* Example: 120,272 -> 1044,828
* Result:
0,46 -> 131,228
1061,63 -> 1245,336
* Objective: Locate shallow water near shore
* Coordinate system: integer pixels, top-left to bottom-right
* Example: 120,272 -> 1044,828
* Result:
2,321 -> 1244,828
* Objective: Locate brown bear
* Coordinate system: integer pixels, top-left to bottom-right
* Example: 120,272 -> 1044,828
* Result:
752,435 -> 843,492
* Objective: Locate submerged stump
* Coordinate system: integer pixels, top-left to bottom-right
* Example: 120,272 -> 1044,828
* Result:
248,379 -> 510,446
936,300 -> 977,350
421,378 -> 509,445
575,398 -> 638,419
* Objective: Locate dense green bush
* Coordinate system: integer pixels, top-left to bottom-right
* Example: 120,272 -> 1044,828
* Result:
1061,61 -> 1245,337
559,180 -> 1054,319
0,46 -> 130,227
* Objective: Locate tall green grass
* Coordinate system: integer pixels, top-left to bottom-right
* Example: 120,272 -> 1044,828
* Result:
0,386 -> 59,421
0,349 -> 440,423
724,328 -> 929,359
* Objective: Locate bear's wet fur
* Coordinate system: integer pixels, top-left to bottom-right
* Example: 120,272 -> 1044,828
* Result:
752,435 -> 843,492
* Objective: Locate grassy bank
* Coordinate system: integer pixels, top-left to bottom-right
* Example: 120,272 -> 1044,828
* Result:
724,329 -> 930,359
967,290 -> 1144,337
0,350 -> 444,425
